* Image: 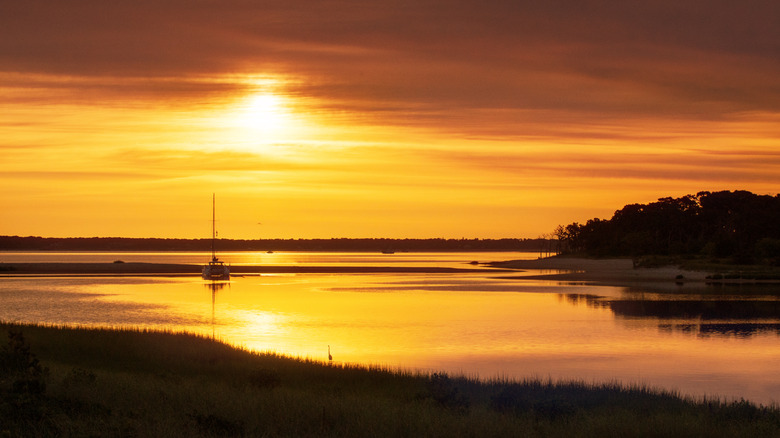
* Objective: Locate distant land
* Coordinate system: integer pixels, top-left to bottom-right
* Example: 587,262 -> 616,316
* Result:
0,236 -> 553,253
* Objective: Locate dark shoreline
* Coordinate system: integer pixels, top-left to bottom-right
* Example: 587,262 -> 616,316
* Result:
491,257 -> 780,286
0,262 -> 499,276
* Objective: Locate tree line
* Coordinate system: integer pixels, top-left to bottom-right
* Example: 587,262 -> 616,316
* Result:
0,236 -> 550,253
555,190 -> 780,264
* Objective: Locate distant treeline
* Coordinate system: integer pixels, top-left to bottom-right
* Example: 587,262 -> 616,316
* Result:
556,190 -> 780,264
0,236 -> 550,253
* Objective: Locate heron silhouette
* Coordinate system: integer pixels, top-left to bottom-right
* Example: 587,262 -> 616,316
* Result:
328,345 -> 333,363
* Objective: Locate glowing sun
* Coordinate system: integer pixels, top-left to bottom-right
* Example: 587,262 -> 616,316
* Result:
239,93 -> 289,135
218,85 -> 319,153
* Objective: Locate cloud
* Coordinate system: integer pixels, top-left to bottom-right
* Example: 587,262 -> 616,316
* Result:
3,0 -> 779,130
415,146 -> 780,186
0,170 -> 161,181
107,147 -> 320,173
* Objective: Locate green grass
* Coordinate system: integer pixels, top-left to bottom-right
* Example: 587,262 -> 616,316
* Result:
2,323 -> 779,437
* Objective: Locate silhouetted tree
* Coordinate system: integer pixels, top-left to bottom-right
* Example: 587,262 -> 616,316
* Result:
555,191 -> 780,262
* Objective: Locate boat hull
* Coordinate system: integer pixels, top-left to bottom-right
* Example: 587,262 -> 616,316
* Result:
202,261 -> 230,280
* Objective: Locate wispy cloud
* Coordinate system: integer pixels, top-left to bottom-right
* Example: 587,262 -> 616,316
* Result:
4,1 -> 779,124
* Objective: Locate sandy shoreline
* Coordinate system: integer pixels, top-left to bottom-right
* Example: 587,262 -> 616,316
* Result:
2,258 -> 776,287
6,257 -> 775,284
490,257 -> 714,285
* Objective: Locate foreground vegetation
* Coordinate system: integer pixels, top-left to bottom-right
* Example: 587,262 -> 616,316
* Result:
2,324 -> 779,437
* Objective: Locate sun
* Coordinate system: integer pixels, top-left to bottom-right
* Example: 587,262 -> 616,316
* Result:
215,82 -> 321,154
239,93 -> 289,135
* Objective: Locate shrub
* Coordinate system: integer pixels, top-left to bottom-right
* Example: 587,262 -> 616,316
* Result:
0,329 -> 49,423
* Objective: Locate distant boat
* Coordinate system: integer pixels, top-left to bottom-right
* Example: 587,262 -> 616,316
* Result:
202,194 -> 230,280
381,249 -> 395,254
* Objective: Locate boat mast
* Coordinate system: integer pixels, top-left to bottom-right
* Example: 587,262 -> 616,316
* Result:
211,193 -> 216,260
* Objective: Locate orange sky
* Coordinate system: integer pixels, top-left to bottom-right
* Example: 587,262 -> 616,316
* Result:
2,0 -> 779,239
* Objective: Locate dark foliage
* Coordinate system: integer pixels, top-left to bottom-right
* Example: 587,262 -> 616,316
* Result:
188,411 -> 245,436
0,329 -> 49,428
555,191 -> 780,262
491,385 -> 576,421
247,368 -> 282,389
425,372 -> 470,413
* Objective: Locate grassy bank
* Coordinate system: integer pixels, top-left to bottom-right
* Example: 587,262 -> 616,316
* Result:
633,255 -> 780,279
2,324 -> 779,437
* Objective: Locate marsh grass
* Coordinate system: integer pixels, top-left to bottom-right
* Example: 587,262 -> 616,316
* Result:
651,255 -> 780,281
2,322 -> 779,437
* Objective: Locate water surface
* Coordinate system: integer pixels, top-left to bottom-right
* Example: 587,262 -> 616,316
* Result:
1,252 -> 779,405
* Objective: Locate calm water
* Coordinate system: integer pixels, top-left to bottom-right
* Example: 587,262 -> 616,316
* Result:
1,251 -> 779,405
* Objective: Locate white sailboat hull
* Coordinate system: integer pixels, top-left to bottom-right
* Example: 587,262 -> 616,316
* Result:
202,260 -> 230,280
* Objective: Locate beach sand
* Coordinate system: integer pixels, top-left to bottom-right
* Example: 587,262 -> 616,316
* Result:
3,258 -> 773,288
490,257 -> 712,285
0,262 -> 490,276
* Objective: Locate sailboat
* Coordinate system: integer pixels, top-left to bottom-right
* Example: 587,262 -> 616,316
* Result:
202,194 -> 230,280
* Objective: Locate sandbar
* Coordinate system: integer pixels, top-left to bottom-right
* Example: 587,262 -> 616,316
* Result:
0,262 -> 492,276
3,259 -> 771,287
489,257 -> 713,285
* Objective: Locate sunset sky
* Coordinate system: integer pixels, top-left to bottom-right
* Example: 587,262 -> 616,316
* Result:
2,0 -> 779,239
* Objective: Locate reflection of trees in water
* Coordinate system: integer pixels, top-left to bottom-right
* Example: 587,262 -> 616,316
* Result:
609,300 -> 780,320
624,282 -> 780,296
660,323 -> 780,338
558,294 -> 610,310
558,293 -> 780,338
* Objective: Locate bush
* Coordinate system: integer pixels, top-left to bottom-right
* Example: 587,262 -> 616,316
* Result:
756,238 -> 780,266
425,372 -> 470,413
0,329 -> 49,424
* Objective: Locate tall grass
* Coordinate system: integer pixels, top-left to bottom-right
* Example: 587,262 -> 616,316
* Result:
2,322 -> 779,437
